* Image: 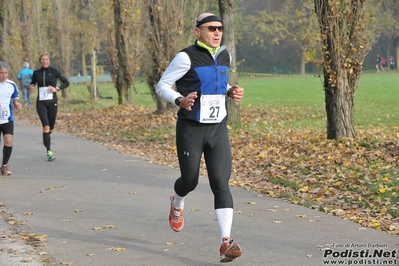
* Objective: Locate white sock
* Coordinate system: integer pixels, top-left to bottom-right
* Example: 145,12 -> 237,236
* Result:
215,208 -> 233,243
173,193 -> 185,209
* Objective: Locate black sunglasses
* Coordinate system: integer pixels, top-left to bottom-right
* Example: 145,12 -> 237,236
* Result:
200,26 -> 224,32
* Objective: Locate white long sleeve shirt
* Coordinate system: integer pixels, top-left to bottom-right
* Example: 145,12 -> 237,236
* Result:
156,52 -> 191,104
156,51 -> 232,105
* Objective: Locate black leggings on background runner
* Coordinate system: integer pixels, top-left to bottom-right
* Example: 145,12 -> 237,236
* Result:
175,118 -> 233,209
36,101 -> 58,130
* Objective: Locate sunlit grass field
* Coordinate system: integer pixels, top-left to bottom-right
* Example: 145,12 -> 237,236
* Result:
57,72 -> 399,130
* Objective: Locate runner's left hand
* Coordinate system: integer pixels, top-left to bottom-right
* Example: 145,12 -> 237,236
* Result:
14,102 -> 22,110
228,85 -> 244,102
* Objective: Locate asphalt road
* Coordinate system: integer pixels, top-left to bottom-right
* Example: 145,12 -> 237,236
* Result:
0,121 -> 398,266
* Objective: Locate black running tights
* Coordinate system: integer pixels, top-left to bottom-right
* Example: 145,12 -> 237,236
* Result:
174,119 -> 233,209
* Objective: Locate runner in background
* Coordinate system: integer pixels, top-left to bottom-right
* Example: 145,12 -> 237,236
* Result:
17,62 -> 33,108
376,54 -> 385,73
390,56 -> 395,70
0,61 -> 23,175
29,53 -> 69,161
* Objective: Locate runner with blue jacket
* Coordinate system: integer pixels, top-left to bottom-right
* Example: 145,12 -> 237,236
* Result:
156,12 -> 245,263
17,62 -> 33,108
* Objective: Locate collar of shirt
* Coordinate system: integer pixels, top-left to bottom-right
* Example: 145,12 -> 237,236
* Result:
196,40 -> 220,55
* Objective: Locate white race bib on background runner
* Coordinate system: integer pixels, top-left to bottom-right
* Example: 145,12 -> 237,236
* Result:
39,87 -> 53,101
199,94 -> 226,123
0,104 -> 10,124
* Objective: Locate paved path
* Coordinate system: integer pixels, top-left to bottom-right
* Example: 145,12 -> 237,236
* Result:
0,122 -> 398,266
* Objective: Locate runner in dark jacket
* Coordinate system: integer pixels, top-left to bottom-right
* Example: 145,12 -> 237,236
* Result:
29,53 -> 69,161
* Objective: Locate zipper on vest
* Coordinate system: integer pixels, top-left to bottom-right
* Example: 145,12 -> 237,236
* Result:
42,70 -> 46,86
215,64 -> 219,93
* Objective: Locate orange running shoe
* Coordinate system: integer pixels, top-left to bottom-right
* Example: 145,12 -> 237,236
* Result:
169,195 -> 184,232
1,165 -> 12,175
219,237 -> 242,263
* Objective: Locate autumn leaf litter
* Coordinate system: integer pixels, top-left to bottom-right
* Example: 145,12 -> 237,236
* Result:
17,105 -> 399,236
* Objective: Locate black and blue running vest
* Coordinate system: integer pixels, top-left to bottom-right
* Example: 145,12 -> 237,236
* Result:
175,42 -> 230,122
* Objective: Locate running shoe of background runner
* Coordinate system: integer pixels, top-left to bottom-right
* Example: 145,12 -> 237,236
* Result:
47,150 -> 55,161
1,164 -> 12,175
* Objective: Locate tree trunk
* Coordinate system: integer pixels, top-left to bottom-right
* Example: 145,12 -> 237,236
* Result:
112,0 -> 130,105
36,1 -> 42,51
1,1 -> 9,58
91,50 -> 97,99
396,42 -> 399,70
300,52 -> 305,75
20,0 -> 32,62
325,70 -> 355,139
219,0 -> 241,124
144,0 -> 186,113
81,52 -> 87,76
54,0 -> 71,99
315,0 -> 373,140
156,98 -> 166,114
0,1 -> 4,51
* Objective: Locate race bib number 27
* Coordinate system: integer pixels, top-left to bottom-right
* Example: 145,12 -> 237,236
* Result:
199,94 -> 226,123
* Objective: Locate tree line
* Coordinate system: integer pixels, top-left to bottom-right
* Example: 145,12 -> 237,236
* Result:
1,1 -> 394,81
0,0 -> 393,139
